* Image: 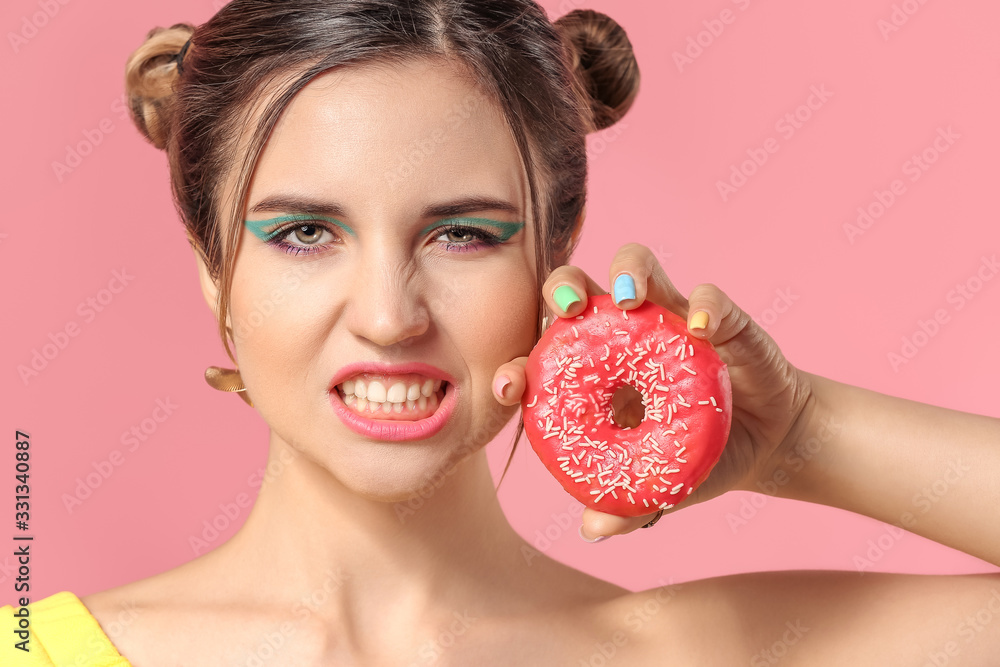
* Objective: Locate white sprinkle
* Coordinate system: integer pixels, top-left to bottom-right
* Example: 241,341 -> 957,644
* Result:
594,306 -> 598,314
709,396 -> 717,406
614,330 -> 629,335
627,492 -> 635,504
716,407 -> 724,412
667,334 -> 680,343
687,487 -> 693,494
622,310 -> 629,320
643,498 -> 650,507
698,400 -> 711,405
681,364 -> 696,375
526,394 -> 538,408
659,314 -> 664,324
688,344 -> 694,356
671,483 -> 684,494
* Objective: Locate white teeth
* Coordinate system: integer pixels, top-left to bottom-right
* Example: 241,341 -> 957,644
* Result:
342,376 -> 444,398
393,402 -> 403,413
356,397 -> 368,412
387,381 -> 408,403
367,381 -> 387,403
382,401 -> 392,414
406,399 -> 417,410
418,395 -> 427,411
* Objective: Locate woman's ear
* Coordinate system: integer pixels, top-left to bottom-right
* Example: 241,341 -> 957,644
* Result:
188,233 -> 221,321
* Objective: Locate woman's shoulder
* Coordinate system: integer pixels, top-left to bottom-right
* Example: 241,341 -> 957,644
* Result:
0,590 -> 132,666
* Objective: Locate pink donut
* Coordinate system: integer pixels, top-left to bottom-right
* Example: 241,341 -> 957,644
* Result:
522,294 -> 732,517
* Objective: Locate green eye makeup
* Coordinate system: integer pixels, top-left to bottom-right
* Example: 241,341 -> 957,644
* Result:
420,217 -> 525,241
244,214 -> 357,241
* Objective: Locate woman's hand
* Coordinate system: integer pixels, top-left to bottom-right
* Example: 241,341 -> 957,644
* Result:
492,243 -> 815,541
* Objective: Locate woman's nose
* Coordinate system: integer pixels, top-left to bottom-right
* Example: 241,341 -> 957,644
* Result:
345,259 -> 430,349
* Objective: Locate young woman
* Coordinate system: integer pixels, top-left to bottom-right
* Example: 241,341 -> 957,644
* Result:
4,1 -> 998,664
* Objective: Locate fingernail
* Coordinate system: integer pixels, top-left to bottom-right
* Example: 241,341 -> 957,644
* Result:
689,310 -> 709,331
493,375 -> 511,399
613,273 -> 636,305
553,285 -> 581,314
579,525 -> 610,543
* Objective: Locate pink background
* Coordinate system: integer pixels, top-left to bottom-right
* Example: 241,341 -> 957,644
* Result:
2,0 -> 998,604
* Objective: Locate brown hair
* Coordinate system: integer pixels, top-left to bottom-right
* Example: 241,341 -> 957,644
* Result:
124,0 -> 639,486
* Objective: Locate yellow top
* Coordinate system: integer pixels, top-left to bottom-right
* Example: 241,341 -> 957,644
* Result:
0,591 -> 131,666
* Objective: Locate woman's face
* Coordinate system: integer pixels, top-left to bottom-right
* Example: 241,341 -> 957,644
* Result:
219,58 -> 538,500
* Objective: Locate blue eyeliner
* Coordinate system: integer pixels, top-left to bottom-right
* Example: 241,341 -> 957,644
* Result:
244,214 -> 357,241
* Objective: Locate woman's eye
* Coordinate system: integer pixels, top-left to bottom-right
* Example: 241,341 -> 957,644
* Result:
269,223 -> 340,253
289,224 -> 327,245
433,225 -> 504,252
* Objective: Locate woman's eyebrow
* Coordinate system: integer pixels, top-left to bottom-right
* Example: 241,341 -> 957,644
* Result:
247,194 -> 522,219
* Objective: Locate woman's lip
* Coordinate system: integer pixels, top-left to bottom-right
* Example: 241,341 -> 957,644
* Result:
329,380 -> 458,442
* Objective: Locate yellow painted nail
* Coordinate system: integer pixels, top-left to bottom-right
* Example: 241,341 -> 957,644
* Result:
689,311 -> 709,331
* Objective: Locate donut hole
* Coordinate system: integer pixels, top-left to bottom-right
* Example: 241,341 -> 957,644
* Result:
610,384 -> 645,429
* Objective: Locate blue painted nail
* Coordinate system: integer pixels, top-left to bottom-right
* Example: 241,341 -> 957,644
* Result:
613,273 -> 636,305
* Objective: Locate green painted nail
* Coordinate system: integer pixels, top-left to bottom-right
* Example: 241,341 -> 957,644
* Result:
553,285 -> 581,313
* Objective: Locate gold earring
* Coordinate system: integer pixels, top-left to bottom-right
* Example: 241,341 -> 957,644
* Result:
205,366 -> 254,407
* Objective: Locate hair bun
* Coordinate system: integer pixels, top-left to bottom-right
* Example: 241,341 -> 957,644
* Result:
124,23 -> 195,150
555,9 -> 640,133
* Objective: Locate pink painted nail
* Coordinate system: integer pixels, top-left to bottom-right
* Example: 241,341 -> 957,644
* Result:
579,525 -> 609,543
493,375 -> 511,399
